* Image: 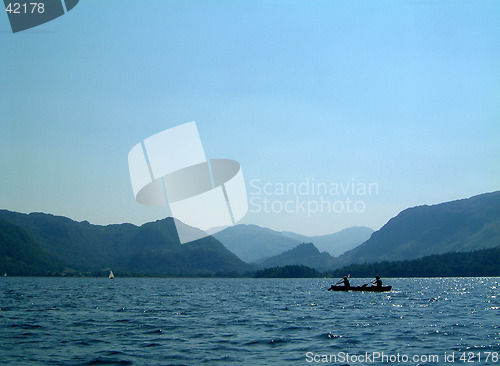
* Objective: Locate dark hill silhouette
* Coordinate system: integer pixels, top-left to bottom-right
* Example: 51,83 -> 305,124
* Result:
337,191 -> 500,266
258,242 -> 335,271
0,210 -> 249,275
282,226 -> 373,256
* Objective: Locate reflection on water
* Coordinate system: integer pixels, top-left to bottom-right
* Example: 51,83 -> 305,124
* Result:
0,277 -> 498,365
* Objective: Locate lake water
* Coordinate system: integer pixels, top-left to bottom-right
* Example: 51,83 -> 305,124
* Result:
0,277 -> 498,365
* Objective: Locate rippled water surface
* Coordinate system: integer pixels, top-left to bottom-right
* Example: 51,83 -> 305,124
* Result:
0,277 -> 499,365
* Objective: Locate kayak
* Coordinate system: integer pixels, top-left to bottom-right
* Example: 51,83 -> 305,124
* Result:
328,285 -> 392,292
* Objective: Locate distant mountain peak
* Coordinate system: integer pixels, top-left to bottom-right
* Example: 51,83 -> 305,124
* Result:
281,226 -> 374,257
214,224 -> 373,263
258,242 -> 335,271
289,242 -> 320,255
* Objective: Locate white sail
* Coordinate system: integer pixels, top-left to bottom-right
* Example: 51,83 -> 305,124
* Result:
108,270 -> 114,279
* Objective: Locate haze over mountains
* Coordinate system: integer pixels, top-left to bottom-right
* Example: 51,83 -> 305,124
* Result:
282,227 -> 374,257
0,191 -> 499,276
213,225 -> 299,263
213,225 -> 372,263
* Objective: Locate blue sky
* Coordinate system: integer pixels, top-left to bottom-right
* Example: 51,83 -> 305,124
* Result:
1,1 -> 499,235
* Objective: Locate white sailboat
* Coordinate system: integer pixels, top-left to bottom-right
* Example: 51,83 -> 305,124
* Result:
108,270 -> 114,279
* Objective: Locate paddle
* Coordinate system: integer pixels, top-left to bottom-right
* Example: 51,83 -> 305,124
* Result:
329,274 -> 350,290
362,279 -> 376,287
364,278 -> 383,288
328,280 -> 341,291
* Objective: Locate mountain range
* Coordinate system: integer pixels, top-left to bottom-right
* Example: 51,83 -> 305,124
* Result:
224,191 -> 500,270
0,190 -> 499,276
0,210 -> 249,276
213,224 -> 372,262
213,224 -> 299,263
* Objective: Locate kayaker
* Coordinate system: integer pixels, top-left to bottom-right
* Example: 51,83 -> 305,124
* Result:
371,276 -> 382,287
335,276 -> 350,288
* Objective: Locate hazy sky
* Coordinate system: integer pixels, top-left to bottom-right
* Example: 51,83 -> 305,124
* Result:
1,1 -> 499,235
